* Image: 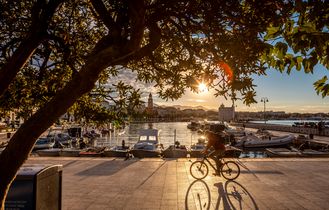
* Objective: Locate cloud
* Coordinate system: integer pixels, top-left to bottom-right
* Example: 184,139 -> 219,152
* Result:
106,68 -> 158,97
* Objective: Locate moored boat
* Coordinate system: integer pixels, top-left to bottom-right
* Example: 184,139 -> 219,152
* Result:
266,147 -> 329,158
224,145 -> 243,158
265,148 -> 300,157
36,148 -> 61,157
187,121 -> 201,131
130,129 -> 162,158
103,145 -> 129,157
162,144 -> 188,158
79,147 -> 105,157
300,149 -> 329,157
33,137 -> 55,150
59,148 -> 81,157
189,137 -> 206,158
235,134 -> 295,149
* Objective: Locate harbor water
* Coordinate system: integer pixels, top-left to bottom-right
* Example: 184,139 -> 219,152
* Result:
103,122 -> 203,148
98,122 -> 269,158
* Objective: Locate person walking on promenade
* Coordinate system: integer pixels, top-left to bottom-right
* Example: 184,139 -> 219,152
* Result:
202,130 -> 226,175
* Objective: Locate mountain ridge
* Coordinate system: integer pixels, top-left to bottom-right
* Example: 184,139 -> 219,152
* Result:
155,104 -> 217,111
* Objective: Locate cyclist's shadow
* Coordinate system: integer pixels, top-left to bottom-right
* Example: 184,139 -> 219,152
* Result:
185,180 -> 258,210
216,181 -> 258,210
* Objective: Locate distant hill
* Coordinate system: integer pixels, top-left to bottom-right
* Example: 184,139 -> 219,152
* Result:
155,104 -> 216,111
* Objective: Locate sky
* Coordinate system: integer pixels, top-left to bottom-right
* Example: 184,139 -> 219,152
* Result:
110,65 -> 328,114
152,65 -> 329,113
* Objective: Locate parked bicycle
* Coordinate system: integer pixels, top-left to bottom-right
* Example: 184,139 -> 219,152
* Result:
190,153 -> 240,180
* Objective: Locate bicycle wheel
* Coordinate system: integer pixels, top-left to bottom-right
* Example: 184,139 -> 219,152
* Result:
190,160 -> 209,180
220,161 -> 240,180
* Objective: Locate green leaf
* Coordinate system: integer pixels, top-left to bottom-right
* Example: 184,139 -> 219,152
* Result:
264,26 -> 280,40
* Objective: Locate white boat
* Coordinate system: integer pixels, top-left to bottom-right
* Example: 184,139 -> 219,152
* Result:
225,126 -> 246,137
33,137 -> 55,150
187,121 -> 201,131
130,129 -> 162,158
235,134 -> 295,149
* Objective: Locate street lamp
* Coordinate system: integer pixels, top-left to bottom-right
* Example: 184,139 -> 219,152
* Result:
260,97 -> 269,124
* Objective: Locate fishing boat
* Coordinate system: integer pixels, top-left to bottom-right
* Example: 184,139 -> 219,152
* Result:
235,134 -> 295,149
130,129 -> 162,158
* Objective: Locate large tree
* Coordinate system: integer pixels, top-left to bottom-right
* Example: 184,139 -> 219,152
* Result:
0,0 -> 328,208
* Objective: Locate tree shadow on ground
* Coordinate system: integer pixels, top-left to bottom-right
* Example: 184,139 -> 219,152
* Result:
75,159 -> 137,176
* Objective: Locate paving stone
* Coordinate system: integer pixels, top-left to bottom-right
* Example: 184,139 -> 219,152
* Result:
23,157 -> 329,210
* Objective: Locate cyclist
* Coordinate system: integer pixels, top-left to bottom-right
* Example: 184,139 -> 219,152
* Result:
201,130 -> 226,175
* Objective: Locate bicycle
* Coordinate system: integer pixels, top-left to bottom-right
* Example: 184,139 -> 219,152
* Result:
190,153 -> 240,180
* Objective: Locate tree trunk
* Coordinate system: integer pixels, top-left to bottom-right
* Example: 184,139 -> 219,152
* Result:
0,45 -> 128,209
0,35 -> 43,97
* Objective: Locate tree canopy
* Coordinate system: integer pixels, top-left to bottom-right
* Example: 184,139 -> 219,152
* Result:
0,0 -> 328,208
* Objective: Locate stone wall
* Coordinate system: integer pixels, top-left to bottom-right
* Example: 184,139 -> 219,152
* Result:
231,122 -> 329,137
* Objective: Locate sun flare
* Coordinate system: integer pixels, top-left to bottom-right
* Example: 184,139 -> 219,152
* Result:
198,82 -> 208,93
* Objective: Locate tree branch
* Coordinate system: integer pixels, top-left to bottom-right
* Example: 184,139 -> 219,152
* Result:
90,0 -> 121,35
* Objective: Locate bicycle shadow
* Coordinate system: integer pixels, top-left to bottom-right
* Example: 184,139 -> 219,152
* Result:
185,179 -> 211,210
185,179 -> 258,210
219,181 -> 258,210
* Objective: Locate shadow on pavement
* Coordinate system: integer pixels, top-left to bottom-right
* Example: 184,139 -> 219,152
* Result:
223,181 -> 259,210
185,179 -> 211,210
185,179 -> 258,210
75,159 -> 137,176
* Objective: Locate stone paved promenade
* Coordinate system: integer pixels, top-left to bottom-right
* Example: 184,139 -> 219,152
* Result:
24,157 -> 329,210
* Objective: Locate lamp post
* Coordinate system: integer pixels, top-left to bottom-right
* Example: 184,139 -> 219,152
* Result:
260,97 -> 269,124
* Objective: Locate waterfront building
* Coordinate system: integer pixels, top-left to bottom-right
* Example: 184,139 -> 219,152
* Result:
147,93 -> 153,112
218,104 -> 235,122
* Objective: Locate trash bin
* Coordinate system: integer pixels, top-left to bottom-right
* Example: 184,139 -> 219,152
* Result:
7,132 -> 11,138
5,164 -> 62,210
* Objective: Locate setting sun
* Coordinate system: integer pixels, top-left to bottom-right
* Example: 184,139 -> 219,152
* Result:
198,82 -> 208,93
